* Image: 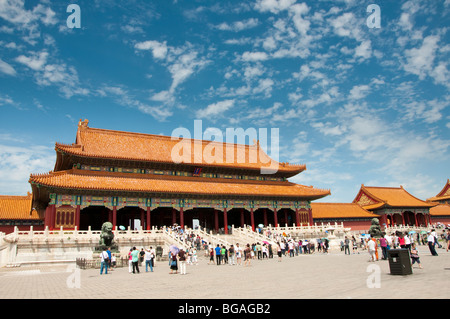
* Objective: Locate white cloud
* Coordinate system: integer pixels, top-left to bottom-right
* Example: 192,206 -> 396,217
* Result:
196,99 -> 235,119
0,144 -> 54,195
403,35 -> 440,80
215,18 -> 259,32
135,41 -> 210,97
354,40 -> 372,60
330,12 -> 363,41
241,51 -> 269,62
0,58 -> 16,76
15,51 -> 48,71
348,84 -> 371,100
134,40 -> 168,59
254,0 -> 296,14
100,85 -> 173,121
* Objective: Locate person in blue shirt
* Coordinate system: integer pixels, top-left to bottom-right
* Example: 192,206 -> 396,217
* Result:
215,244 -> 222,265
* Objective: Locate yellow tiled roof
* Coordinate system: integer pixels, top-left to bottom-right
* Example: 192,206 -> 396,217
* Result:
311,202 -> 377,219
29,168 -> 331,199
427,179 -> 450,202
55,119 -> 306,176
0,193 -> 40,220
430,204 -> 450,216
354,185 -> 434,209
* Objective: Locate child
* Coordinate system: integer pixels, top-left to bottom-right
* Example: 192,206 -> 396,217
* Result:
410,243 -> 423,269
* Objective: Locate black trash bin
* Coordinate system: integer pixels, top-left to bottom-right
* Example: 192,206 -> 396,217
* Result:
387,249 -> 412,275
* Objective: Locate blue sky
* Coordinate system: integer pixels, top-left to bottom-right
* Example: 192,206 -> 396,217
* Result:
0,0 -> 449,203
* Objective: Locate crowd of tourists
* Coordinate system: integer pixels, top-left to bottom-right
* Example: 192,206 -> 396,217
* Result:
98,225 -> 450,275
340,228 -> 450,268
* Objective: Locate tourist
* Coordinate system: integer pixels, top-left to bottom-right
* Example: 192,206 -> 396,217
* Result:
100,247 -> 109,275
280,241 -> 286,256
131,247 -> 140,274
235,243 -> 242,265
244,244 -> 252,266
215,244 -> 222,265
208,248 -> 214,265
427,232 -> 438,256
221,245 -> 228,264
139,248 -> 145,266
410,243 -> 423,269
128,248 -> 133,273
384,233 -> 392,250
288,241 -> 295,257
149,246 -> 156,268
276,242 -> 282,262
145,249 -> 153,272
262,244 -> 268,259
379,235 -> 388,260
447,230 -> 450,252
393,233 -> 399,249
352,236 -> 358,254
191,247 -> 198,265
178,249 -> 186,275
404,232 -> 411,251
367,238 -> 376,262
106,248 -> 112,270
431,229 -> 441,248
256,242 -> 262,259
323,238 -> 329,254
344,236 -> 350,255
399,232 -> 406,249
170,252 -> 178,274
228,245 -> 235,265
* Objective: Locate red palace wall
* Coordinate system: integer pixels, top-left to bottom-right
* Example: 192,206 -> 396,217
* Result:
430,216 -> 450,226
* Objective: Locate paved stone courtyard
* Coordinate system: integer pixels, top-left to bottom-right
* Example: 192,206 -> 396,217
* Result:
0,245 -> 449,300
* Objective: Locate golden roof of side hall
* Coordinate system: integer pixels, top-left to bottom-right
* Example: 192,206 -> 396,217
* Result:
427,179 -> 450,202
54,119 -> 306,177
429,204 -> 450,216
311,202 -> 378,219
353,185 -> 435,210
29,168 -> 331,200
0,192 -> 39,220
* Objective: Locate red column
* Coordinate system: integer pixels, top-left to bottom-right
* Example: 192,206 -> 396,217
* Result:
75,205 -> 81,230
401,212 -> 405,226
214,210 -> 219,232
140,209 -> 145,229
180,207 -> 184,229
273,208 -> 278,227
44,205 -> 52,229
172,208 -> 177,225
224,208 -> 228,234
51,205 -> 56,230
295,208 -> 300,227
250,208 -> 255,231
146,207 -> 151,230
112,206 -> 117,230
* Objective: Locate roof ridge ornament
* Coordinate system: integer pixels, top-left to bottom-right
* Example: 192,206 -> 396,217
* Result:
78,119 -> 89,129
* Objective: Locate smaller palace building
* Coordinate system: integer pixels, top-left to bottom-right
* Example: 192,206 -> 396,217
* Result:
0,193 -> 42,234
353,184 -> 435,228
427,179 -> 450,225
310,202 -> 378,231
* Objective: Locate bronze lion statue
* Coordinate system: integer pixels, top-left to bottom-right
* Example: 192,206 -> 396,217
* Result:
99,222 -> 115,247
